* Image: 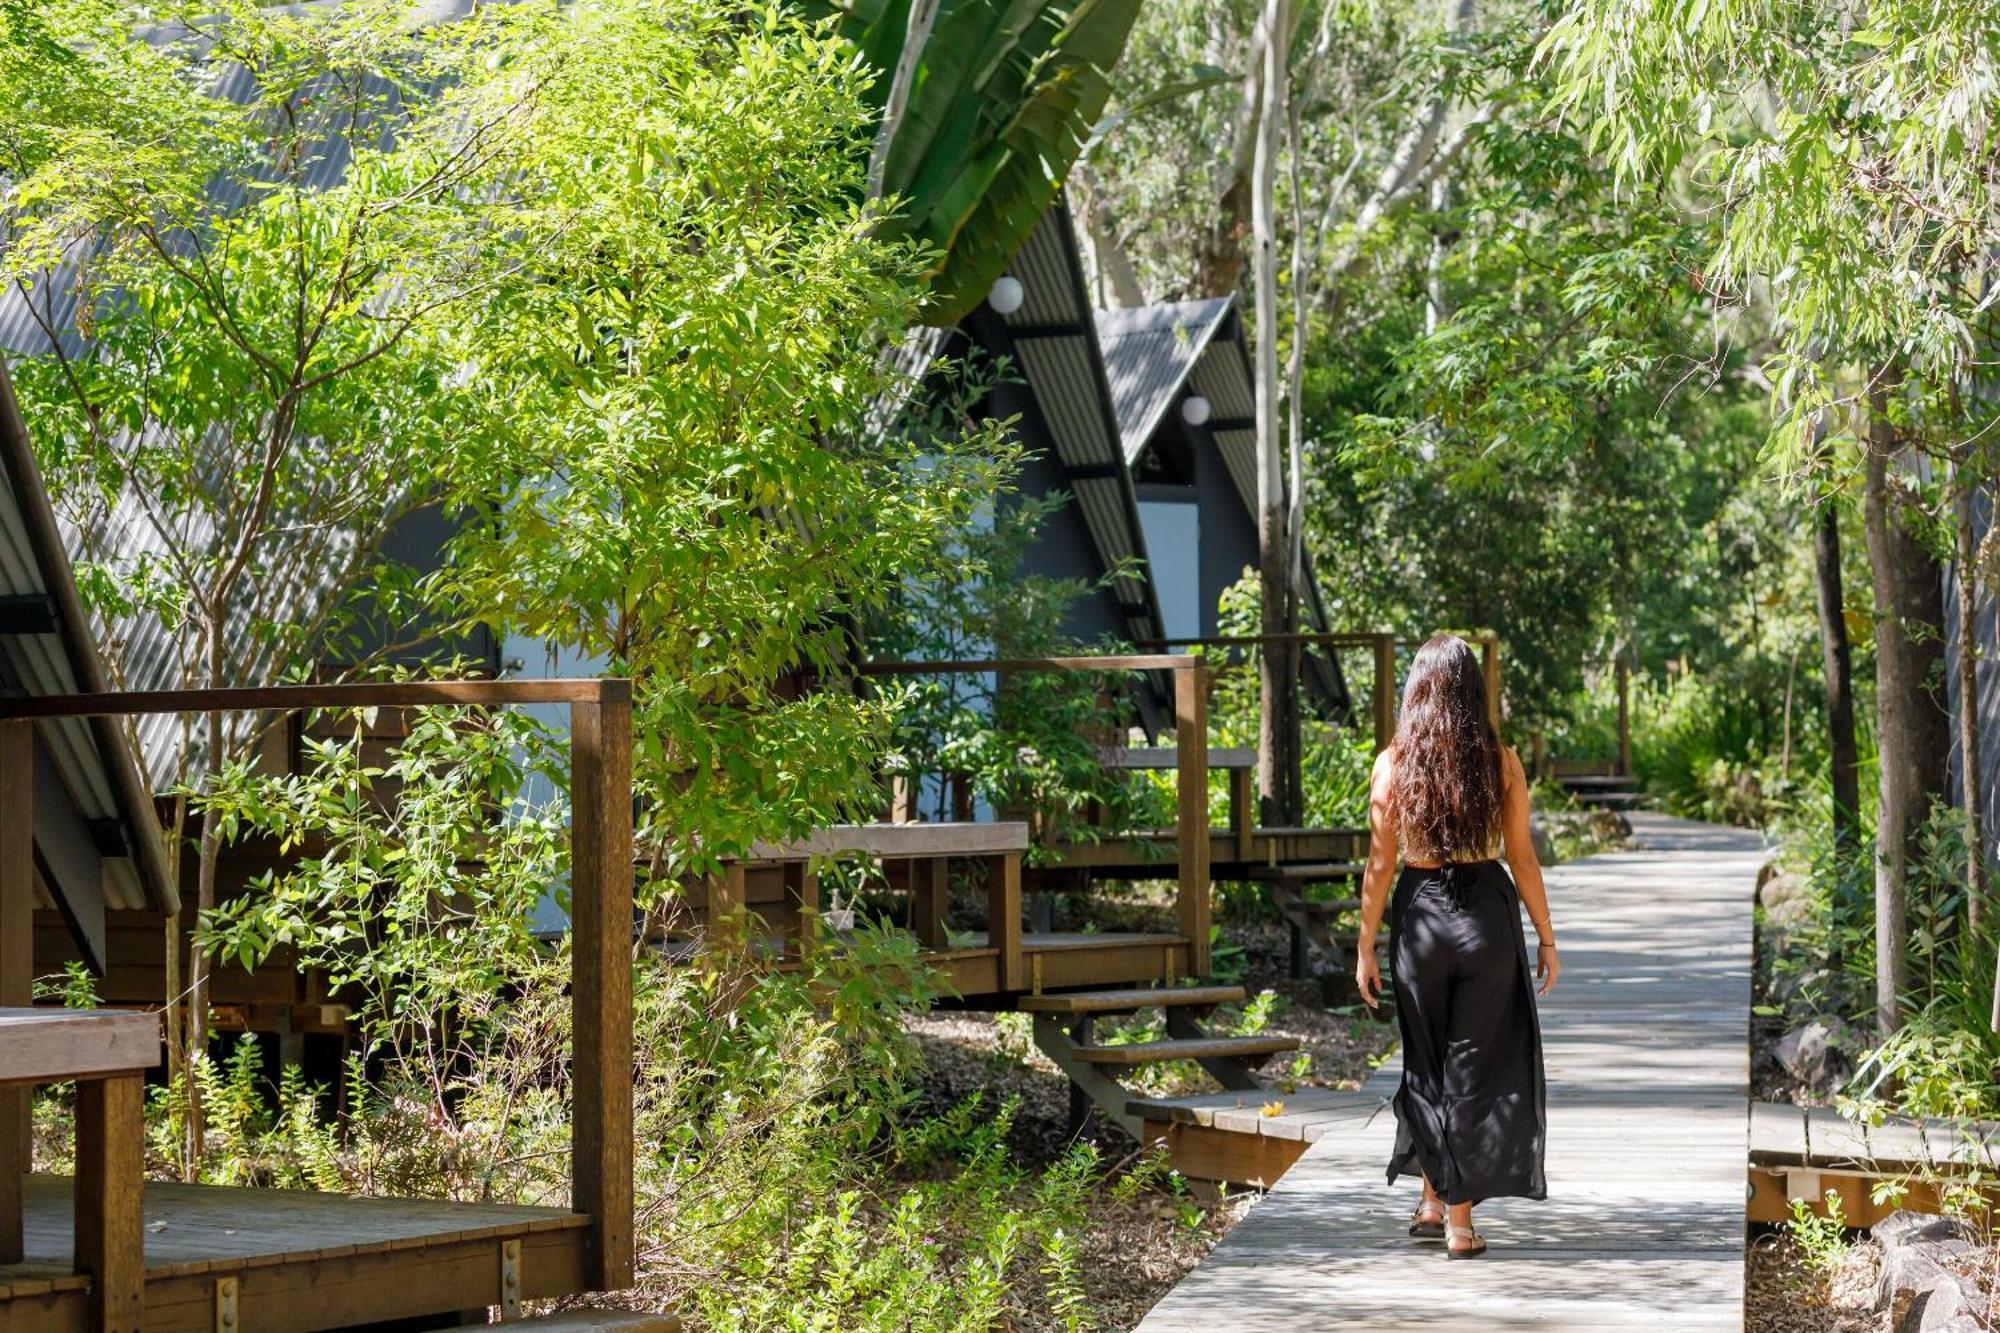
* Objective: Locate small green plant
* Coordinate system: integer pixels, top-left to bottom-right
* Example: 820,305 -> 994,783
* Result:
1206,926 -> 1249,984
1109,1145 -> 1175,1205
1785,1190 -> 1850,1280
1164,1170 -> 1207,1233
1229,988 -> 1282,1036
32,961 -> 98,1010
991,1011 -> 1033,1069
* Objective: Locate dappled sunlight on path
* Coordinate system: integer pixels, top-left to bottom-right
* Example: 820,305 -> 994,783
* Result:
1134,813 -> 1763,1331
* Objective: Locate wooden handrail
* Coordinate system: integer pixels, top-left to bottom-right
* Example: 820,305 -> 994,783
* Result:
1136,632 -> 1500,651
857,651 -> 1213,975
857,654 -> 1198,676
0,676 -> 639,1297
0,678 -> 630,719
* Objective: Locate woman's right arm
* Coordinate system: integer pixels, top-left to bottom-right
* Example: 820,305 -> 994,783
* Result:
1355,747 -> 1398,1008
1499,746 -> 1560,995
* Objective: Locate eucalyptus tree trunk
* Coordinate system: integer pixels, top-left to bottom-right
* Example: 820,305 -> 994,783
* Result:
1197,2 -> 1276,299
183,673 -> 224,1176
1951,443 -> 1987,933
1862,368 -> 1951,1038
1251,0 -> 1301,822
1075,163 -> 1147,308
1807,420 -> 1861,860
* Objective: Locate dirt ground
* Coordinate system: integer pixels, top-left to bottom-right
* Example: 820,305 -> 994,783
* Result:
1746,1232 -> 1882,1332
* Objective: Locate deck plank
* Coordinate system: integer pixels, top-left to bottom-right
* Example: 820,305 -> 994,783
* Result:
1135,813 -> 1761,1332
16,1176 -> 582,1276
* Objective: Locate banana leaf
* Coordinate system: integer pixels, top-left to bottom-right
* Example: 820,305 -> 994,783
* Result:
795,0 -> 1140,322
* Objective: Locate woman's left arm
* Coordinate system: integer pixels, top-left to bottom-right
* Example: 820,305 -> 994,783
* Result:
1500,747 -> 1560,995
1354,747 -> 1399,1009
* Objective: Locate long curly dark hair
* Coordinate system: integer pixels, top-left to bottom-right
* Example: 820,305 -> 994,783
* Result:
1392,635 -> 1503,861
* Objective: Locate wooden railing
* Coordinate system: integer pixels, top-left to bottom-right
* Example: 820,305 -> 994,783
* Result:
0,678 -> 637,1294
857,654 -> 1214,975
1137,632 -> 1504,742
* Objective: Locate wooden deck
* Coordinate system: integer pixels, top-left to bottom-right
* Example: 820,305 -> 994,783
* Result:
934,931 -> 1195,1000
0,1176 -> 589,1330
1747,1101 -> 2000,1226
1045,826 -> 1365,879
1135,813 -> 1762,1332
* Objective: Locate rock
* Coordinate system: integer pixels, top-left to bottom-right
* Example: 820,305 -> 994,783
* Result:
1875,1210 -> 1972,1251
1874,1210 -> 1986,1332
1773,1017 -> 1851,1094
1758,872 -> 1816,928
1585,808 -> 1630,843
1528,817 -> 1556,864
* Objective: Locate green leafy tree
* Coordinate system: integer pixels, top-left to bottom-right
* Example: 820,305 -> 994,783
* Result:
425,0 -> 1015,886
0,0 -> 519,1162
1537,0 -> 2000,1035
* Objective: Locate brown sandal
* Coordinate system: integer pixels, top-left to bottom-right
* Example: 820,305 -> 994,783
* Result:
1444,1222 -> 1487,1259
1408,1200 -> 1445,1239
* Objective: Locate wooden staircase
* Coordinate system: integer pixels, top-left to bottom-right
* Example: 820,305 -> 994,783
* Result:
1024,985 -> 1299,1139
1558,773 -> 1647,810
1250,862 -> 1364,980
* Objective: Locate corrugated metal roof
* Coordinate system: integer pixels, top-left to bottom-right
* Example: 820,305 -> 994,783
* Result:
1106,295 -> 1350,715
0,4 -> 438,781
999,197 -> 1163,645
1094,298 -> 1232,464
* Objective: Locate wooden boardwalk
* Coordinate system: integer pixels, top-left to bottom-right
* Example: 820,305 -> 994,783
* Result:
1136,813 -> 1762,1332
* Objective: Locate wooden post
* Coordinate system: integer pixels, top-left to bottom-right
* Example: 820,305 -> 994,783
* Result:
569,685 -> 635,1293
987,853 -> 1024,991
75,1074 -> 145,1332
787,861 -> 818,962
1372,635 -> 1396,754
705,863 -> 746,948
1616,656 -> 1633,778
890,773 -> 917,824
1174,664 -> 1212,976
0,722 -> 30,1265
911,857 -> 948,948
1228,767 -> 1254,863
1480,637 -> 1501,732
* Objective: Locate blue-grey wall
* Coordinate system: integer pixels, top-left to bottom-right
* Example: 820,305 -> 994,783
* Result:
962,309 -> 1132,646
1191,423 -> 1259,639
1136,488 -> 1200,641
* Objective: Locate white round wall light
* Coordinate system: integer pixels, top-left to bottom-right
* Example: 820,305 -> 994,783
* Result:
987,274 -> 1025,315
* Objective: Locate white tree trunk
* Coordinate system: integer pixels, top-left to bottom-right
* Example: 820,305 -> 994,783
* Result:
1252,0 -> 1297,819
1076,163 -> 1147,308
867,0 -> 944,201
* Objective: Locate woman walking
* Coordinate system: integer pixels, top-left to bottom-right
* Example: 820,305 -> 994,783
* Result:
1355,634 -> 1558,1259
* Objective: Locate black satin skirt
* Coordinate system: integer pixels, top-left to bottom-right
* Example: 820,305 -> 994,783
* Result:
1385,860 -> 1547,1205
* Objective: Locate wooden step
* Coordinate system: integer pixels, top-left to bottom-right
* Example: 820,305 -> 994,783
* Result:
494,1312 -> 680,1332
1070,1034 -> 1300,1066
1021,931 -> 1187,952
1289,898 -> 1360,917
1019,984 -> 1245,1014
1250,862 -> 1364,881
